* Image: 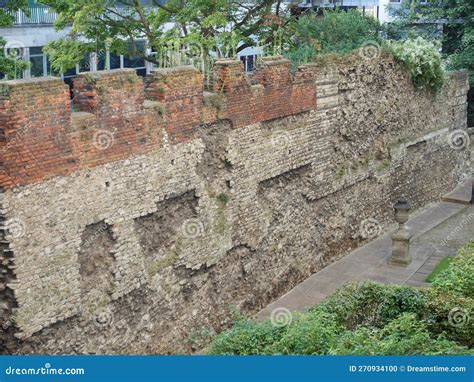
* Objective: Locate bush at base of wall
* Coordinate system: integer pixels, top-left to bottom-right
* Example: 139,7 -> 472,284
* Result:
209,240 -> 474,355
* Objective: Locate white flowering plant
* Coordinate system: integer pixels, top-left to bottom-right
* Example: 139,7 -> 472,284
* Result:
388,37 -> 445,91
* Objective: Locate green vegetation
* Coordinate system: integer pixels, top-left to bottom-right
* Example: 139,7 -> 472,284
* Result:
425,256 -> 453,283
40,0 -> 287,73
3,1 -> 470,104
0,39 -> 29,80
209,240 -> 474,355
0,0 -> 29,79
217,193 -> 230,207
285,9 -> 382,71
0,0 -> 27,27
387,37 -> 446,91
387,0 -> 474,123
431,240 -> 474,296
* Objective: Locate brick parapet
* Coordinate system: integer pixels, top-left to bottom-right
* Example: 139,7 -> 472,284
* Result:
0,62 -> 468,191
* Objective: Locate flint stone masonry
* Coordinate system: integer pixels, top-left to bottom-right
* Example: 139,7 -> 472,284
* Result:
0,53 -> 470,354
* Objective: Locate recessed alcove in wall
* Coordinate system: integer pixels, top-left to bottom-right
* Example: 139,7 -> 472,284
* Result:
134,190 -> 199,277
257,164 -> 312,230
78,220 -> 116,306
195,121 -> 233,194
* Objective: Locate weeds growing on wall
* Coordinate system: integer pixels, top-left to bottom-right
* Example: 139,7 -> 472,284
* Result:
387,37 -> 446,92
209,239 -> 474,355
284,9 -> 382,72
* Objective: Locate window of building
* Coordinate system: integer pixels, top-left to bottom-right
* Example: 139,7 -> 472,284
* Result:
21,40 -> 150,81
109,53 -> 122,69
240,54 -> 257,72
124,41 -> 146,72
29,46 -> 46,77
78,53 -> 91,73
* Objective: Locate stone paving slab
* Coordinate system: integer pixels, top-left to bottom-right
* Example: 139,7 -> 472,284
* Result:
257,179 -> 473,320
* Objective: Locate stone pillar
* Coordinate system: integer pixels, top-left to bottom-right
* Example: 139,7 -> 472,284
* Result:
389,198 -> 412,266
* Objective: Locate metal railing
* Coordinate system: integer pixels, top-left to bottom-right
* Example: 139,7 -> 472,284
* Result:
6,6 -> 158,25
7,7 -> 58,25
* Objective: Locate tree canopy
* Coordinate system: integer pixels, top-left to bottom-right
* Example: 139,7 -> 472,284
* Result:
0,0 -> 30,79
41,0 -> 289,73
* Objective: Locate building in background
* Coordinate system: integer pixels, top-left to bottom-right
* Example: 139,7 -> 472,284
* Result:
288,0 -> 401,22
0,0 -> 160,81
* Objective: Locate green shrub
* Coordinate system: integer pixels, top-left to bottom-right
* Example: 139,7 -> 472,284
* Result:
268,311 -> 341,355
424,289 -> 474,347
285,9 -> 381,70
387,37 -> 445,91
316,281 -> 426,329
208,319 -> 285,355
431,240 -> 474,296
209,240 -> 473,355
330,314 -> 471,355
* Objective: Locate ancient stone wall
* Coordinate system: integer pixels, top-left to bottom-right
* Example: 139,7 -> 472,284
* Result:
0,54 -> 470,354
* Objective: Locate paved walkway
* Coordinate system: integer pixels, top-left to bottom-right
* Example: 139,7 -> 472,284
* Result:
257,179 -> 473,320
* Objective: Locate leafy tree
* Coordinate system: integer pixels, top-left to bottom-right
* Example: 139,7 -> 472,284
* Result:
0,0 -> 28,27
40,0 -> 289,73
0,0 -> 30,79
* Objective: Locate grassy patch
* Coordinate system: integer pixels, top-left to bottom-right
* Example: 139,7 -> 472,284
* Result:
425,257 -> 453,283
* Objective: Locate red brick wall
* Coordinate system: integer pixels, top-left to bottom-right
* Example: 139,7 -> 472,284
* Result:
0,60 -> 317,190
0,77 -> 76,190
210,57 -> 317,126
145,66 -> 205,143
71,69 -> 153,167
